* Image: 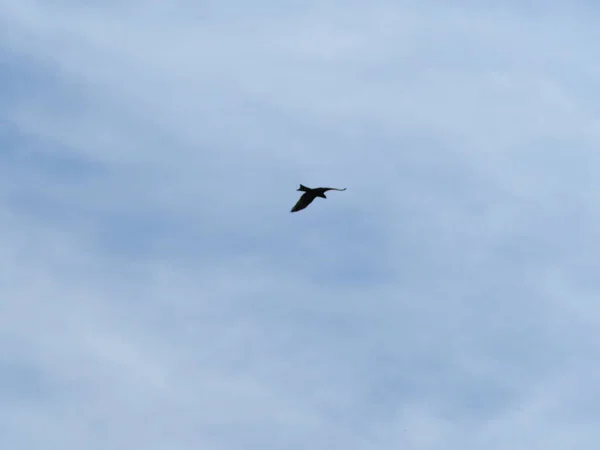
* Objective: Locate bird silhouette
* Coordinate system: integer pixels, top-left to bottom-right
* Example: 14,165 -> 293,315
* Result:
290,184 -> 347,212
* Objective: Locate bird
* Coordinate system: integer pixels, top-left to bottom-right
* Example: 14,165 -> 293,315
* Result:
290,184 -> 347,212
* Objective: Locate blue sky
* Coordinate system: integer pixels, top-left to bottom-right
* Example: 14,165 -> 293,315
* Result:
2,1 -> 600,449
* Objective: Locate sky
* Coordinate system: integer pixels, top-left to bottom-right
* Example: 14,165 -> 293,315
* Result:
1,1 -> 600,449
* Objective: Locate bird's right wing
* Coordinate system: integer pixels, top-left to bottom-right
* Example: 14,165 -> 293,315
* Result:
290,193 -> 315,212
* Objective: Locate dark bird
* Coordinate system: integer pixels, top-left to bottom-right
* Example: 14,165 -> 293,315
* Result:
290,184 -> 347,212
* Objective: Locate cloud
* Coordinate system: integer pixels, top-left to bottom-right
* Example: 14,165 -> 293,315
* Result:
2,1 -> 600,449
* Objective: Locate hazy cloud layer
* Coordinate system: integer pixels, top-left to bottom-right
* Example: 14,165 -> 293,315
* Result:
2,1 -> 600,449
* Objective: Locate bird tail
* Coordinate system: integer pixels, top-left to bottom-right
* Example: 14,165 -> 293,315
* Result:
298,184 -> 310,192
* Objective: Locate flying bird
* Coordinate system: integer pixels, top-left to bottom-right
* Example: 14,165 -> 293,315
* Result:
290,184 -> 347,212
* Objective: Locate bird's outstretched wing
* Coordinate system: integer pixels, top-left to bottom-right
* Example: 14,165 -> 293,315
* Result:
322,187 -> 346,192
290,192 -> 315,212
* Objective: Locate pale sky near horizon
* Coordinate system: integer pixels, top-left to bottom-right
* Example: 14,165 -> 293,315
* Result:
2,1 -> 600,449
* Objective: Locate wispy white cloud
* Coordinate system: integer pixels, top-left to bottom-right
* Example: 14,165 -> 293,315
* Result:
2,1 -> 600,449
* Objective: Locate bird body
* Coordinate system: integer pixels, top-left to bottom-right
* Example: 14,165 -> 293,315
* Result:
290,184 -> 346,212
